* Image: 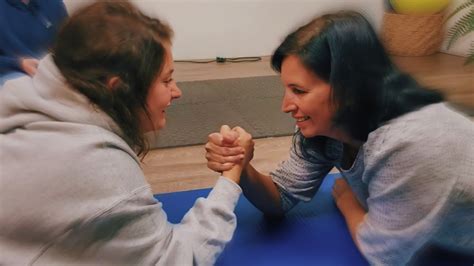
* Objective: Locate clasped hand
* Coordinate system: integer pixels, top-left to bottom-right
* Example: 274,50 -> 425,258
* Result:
205,125 -> 254,174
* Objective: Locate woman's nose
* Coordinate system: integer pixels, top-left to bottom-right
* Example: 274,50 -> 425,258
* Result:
281,92 -> 296,113
171,84 -> 182,100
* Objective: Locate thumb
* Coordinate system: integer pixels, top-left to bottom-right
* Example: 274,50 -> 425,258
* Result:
232,126 -> 247,136
220,125 -> 238,144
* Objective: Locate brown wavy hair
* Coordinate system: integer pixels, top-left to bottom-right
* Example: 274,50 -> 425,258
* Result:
52,0 -> 173,157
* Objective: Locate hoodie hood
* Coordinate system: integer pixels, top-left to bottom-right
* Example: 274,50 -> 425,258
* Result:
0,54 -> 122,136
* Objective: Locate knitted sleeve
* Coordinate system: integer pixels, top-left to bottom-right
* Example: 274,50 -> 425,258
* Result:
270,135 -> 337,212
356,111 -> 467,265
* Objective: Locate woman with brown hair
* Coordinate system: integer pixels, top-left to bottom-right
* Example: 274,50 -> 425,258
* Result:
0,1 -> 253,264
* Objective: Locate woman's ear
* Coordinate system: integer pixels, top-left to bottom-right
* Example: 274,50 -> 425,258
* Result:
106,76 -> 121,90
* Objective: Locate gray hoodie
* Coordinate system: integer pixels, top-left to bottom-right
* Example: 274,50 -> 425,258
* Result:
0,55 -> 242,265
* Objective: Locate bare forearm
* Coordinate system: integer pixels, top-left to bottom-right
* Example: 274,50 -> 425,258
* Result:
338,200 -> 366,249
222,165 -> 243,184
239,164 -> 284,216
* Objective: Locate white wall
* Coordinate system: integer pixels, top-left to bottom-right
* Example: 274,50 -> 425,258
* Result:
63,0 -> 384,60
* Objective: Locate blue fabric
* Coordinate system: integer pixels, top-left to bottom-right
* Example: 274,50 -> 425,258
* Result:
156,173 -> 366,265
0,0 -> 67,75
155,173 -> 474,265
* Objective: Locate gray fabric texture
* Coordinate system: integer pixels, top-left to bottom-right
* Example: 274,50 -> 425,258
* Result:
0,55 -> 242,265
270,103 -> 474,265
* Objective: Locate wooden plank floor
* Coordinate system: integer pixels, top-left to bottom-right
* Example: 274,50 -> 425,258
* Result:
143,53 -> 474,194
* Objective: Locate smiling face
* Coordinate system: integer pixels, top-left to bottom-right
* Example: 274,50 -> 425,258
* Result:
140,44 -> 182,132
280,55 -> 337,139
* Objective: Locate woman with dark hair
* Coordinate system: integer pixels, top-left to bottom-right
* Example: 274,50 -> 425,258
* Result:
0,1 -> 253,264
206,11 -> 474,265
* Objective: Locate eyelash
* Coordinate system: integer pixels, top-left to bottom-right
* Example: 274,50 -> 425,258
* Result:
292,88 -> 305,94
164,78 -> 174,84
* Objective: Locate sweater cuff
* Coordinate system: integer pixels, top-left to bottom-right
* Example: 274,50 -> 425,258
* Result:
207,176 -> 242,210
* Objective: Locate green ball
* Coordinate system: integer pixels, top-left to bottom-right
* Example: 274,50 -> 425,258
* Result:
390,0 -> 451,15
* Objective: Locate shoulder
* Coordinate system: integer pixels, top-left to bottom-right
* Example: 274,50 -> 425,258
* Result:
38,0 -> 66,8
37,0 -> 68,18
366,103 -> 473,154
292,133 -> 342,163
66,125 -> 145,189
31,122 -> 146,194
363,103 -> 474,174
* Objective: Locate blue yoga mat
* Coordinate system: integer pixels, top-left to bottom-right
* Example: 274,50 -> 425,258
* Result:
154,173 -> 473,265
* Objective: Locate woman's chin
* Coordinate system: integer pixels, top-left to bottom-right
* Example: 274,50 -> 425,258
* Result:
156,118 -> 166,130
300,128 -> 318,138
140,120 -> 166,133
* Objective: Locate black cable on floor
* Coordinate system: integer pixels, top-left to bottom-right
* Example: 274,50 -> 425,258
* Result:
175,56 -> 262,64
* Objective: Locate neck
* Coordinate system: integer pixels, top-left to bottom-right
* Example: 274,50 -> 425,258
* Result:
342,138 -> 363,150
328,129 -> 363,149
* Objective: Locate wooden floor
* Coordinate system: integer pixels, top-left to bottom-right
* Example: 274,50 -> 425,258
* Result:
143,53 -> 474,194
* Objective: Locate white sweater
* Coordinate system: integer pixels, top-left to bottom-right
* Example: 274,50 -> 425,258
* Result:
0,55 -> 242,265
271,103 -> 474,265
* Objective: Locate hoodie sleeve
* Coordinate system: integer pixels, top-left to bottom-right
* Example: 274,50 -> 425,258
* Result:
34,177 -> 241,265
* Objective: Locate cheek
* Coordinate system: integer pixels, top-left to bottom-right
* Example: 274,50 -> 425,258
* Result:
305,94 -> 335,125
305,94 -> 328,115
320,100 -> 335,123
318,89 -> 334,113
147,86 -> 169,110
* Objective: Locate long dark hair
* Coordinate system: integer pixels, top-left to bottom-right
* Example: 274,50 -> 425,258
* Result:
271,11 -> 443,154
52,1 -> 173,157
